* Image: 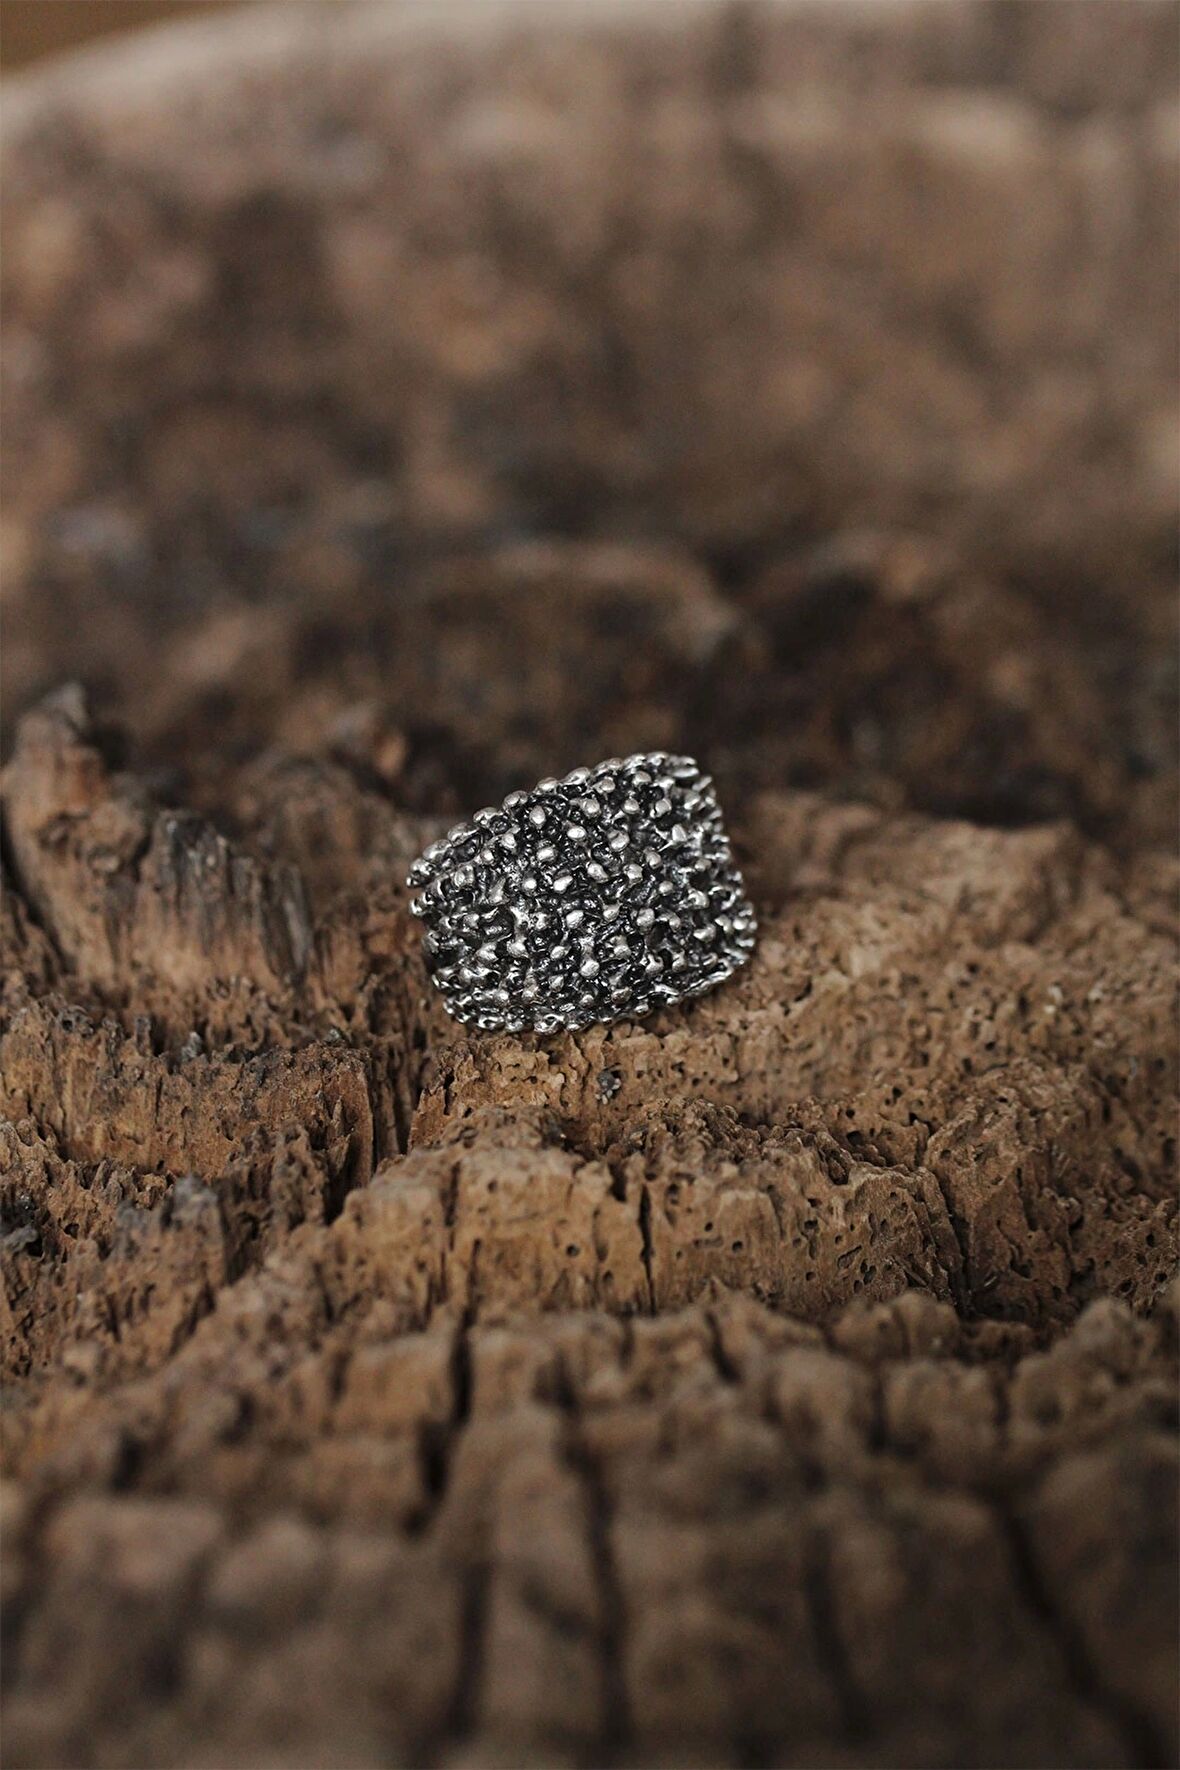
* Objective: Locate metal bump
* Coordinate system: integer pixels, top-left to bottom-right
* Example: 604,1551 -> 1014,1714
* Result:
407,753 -> 756,1033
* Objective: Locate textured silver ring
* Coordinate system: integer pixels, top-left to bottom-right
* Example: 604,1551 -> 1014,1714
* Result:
407,753 -> 756,1033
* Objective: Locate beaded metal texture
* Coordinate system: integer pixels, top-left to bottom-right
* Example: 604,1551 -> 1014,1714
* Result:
407,754 -> 756,1033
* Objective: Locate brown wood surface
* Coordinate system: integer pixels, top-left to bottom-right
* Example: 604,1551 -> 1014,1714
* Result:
1,3 -> 1177,1766
0,0 -> 233,71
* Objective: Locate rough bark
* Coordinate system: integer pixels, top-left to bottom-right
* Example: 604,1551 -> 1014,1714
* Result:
1,3 -> 1177,1767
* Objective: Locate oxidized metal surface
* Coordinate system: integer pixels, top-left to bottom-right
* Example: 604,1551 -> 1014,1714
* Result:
408,754 -> 756,1032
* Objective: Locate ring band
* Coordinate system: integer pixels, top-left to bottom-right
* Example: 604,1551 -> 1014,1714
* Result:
407,753 -> 756,1033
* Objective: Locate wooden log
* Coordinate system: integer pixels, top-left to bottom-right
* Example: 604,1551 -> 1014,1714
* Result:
1,4 -> 1176,1765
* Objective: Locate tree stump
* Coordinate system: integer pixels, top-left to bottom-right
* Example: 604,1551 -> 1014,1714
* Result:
1,4 -> 1177,1765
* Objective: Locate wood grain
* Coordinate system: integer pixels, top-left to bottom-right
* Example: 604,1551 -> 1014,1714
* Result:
1,4 -> 1177,1765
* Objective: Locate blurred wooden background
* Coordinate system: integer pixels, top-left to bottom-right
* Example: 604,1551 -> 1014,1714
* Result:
1,1 -> 236,70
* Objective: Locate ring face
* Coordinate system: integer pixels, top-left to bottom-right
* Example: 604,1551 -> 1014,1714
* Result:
407,754 -> 756,1033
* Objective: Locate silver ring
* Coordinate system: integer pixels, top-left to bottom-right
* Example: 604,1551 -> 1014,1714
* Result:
407,753 -> 756,1033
